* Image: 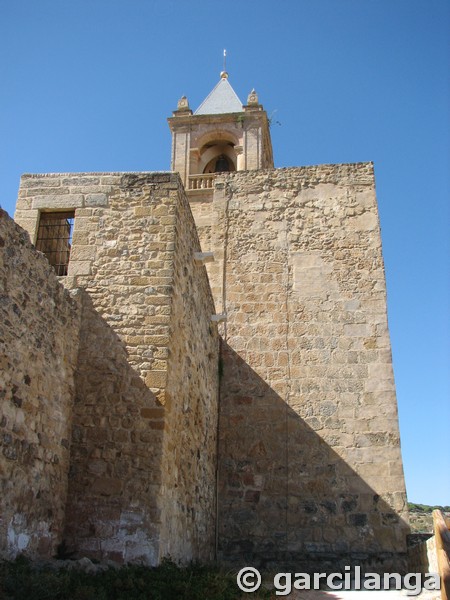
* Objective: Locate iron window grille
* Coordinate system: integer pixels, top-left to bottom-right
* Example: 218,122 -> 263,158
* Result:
35,211 -> 75,276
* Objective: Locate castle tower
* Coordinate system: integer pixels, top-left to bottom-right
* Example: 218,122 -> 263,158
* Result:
4,68 -> 409,572
167,75 -> 409,570
168,71 -> 274,200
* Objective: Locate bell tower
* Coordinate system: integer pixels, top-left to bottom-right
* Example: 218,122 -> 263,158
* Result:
168,71 -> 274,199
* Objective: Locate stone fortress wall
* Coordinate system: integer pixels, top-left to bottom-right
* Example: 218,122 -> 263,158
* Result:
1,172 -> 219,564
0,210 -> 81,558
191,163 -> 409,569
0,160 -> 409,570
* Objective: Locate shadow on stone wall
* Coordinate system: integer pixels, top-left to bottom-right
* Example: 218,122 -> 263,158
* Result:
218,342 -> 409,573
64,292 -> 165,565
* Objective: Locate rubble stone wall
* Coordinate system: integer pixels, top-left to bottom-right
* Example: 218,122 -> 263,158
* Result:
210,165 -> 409,570
0,209 -> 80,559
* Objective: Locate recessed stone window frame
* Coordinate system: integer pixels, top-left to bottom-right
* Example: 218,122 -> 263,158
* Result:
35,210 -> 75,276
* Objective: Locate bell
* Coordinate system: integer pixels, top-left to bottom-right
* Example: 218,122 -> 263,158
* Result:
214,155 -> 229,172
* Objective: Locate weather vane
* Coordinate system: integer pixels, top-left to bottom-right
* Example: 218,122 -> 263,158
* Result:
221,49 -> 228,79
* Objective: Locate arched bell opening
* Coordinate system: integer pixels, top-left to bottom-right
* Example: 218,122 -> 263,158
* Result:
200,142 -> 237,174
203,153 -> 236,174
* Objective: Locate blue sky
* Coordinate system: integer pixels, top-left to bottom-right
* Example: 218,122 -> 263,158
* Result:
1,0 -> 449,505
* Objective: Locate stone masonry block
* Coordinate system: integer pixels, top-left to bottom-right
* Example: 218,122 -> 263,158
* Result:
24,187 -> 69,197
74,208 -> 93,217
145,335 -> 170,346
365,377 -> 395,393
145,371 -> 167,388
20,176 -> 61,188
85,193 -> 108,207
344,323 -> 371,337
62,177 -> 100,186
67,261 -> 92,276
91,477 -> 123,496
71,231 -> 90,245
13,209 -> 39,221
32,194 -> 84,209
130,277 -> 153,286
14,198 -> 33,210
149,421 -> 165,430
69,186 -> 110,194
69,246 -> 97,262
368,363 -> 394,379
72,217 -> 98,231
141,408 -> 165,419
134,207 -> 154,217
349,212 -> 378,231
100,176 -> 121,185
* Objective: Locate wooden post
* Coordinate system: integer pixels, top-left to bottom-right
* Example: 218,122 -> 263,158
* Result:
433,509 -> 450,600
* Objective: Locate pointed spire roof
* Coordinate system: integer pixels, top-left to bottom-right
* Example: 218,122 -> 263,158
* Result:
194,72 -> 243,115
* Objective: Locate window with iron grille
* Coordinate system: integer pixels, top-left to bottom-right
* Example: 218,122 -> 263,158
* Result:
35,212 -> 75,276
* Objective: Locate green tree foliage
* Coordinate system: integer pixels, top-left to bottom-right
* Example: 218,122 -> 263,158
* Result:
408,502 -> 450,514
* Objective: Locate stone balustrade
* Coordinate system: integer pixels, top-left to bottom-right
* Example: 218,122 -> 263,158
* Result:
188,173 -> 215,190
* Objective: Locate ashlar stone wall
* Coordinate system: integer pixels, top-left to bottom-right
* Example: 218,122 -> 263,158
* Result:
207,164 -> 409,570
159,178 -> 219,562
13,172 -> 219,565
0,209 -> 81,559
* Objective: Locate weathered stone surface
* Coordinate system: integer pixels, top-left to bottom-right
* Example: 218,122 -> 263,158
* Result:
201,165 -> 409,571
68,245 -> 97,262
0,209 -> 81,559
85,193 -> 107,207
4,162 -> 408,572
67,260 -> 92,276
4,173 -> 219,566
159,178 -> 219,562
